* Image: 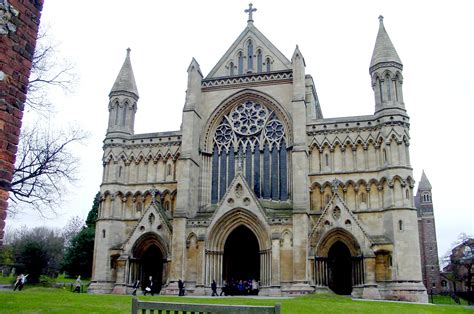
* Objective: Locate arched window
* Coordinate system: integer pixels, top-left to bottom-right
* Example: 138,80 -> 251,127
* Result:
136,202 -> 142,212
122,102 -> 127,125
238,52 -> 243,75
114,101 -> 120,125
211,100 -> 288,203
167,164 -> 172,176
378,79 -> 384,103
360,192 -> 366,203
229,62 -> 234,76
395,76 -> 399,101
257,49 -> 262,73
385,74 -> 392,101
383,149 -> 388,163
164,201 -> 170,211
118,166 -> 122,178
398,220 -> 403,231
266,57 -> 271,72
405,189 -> 409,199
325,154 -> 329,167
102,229 -> 106,238
247,40 -> 253,71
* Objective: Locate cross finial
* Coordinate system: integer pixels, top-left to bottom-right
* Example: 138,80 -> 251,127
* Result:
378,15 -> 384,23
245,3 -> 257,23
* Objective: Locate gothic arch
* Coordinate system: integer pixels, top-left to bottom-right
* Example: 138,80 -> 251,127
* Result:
201,89 -> 293,153
314,227 -> 362,257
206,208 -> 270,251
132,232 -> 169,259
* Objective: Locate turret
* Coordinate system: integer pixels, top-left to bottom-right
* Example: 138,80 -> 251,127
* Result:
107,48 -> 139,136
183,58 -> 203,111
292,45 -> 306,101
370,16 -> 405,115
415,170 -> 433,216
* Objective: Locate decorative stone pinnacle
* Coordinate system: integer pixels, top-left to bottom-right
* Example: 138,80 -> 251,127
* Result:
245,3 -> 257,23
378,15 -> 384,23
126,47 -> 131,56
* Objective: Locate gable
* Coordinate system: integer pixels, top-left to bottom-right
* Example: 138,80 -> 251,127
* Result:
206,24 -> 291,79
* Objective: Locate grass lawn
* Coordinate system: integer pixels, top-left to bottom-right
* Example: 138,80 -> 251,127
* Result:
0,287 -> 471,313
432,295 -> 470,306
0,275 -> 15,284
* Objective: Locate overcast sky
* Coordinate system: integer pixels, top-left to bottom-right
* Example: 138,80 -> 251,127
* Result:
6,0 -> 474,257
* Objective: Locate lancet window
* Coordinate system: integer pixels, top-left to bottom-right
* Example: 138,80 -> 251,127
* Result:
211,100 -> 289,204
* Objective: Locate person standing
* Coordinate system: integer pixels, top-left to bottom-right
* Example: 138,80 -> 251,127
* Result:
131,279 -> 140,296
144,276 -> 154,296
211,280 -> 218,296
13,274 -> 22,291
178,279 -> 184,296
73,275 -> 81,293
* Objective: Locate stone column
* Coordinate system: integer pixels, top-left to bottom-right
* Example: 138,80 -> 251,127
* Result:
112,255 -> 128,294
362,255 -> 381,299
165,216 -> 186,294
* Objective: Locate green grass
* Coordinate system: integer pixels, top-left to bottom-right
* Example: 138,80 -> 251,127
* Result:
0,275 -> 15,284
0,287 -> 471,313
432,295 -> 470,306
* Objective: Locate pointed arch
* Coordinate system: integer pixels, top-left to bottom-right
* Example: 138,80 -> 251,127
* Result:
207,208 -> 270,251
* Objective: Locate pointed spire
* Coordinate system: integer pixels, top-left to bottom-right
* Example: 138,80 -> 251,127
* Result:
418,170 -> 432,191
110,48 -> 139,97
370,16 -> 402,72
292,45 -> 306,66
187,57 -> 202,76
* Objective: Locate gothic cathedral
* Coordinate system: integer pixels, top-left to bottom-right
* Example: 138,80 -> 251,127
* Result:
90,8 -> 428,302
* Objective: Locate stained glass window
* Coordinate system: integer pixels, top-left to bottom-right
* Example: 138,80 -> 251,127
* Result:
211,100 -> 289,203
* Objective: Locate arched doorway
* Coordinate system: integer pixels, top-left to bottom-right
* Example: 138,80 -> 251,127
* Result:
130,234 -> 167,294
223,225 -> 260,283
328,241 -> 352,295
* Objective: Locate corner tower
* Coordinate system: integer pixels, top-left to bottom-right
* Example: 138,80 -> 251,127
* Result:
370,16 -> 405,115
416,171 -> 441,293
107,48 -> 139,136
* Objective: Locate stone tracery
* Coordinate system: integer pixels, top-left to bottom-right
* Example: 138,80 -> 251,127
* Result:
211,99 -> 289,203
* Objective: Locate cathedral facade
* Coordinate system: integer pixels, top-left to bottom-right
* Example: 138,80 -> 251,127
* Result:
89,11 -> 427,302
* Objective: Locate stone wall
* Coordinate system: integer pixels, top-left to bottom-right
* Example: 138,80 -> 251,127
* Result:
0,0 -> 43,245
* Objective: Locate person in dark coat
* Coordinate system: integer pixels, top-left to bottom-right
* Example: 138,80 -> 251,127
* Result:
144,276 -> 154,296
211,280 -> 218,296
178,279 -> 185,296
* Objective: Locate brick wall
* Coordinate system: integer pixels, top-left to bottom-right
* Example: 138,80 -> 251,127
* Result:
0,0 -> 43,246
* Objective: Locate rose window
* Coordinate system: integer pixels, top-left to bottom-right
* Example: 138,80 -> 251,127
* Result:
230,101 -> 267,136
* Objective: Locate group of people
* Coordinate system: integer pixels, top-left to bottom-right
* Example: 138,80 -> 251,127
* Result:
131,276 -> 185,296
13,274 -> 28,291
131,276 -> 260,297
213,278 -> 259,296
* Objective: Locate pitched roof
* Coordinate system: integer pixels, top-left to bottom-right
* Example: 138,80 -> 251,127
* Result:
110,48 -> 139,97
205,23 -> 291,79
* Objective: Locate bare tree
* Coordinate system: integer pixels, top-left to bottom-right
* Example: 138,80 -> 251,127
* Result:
7,25 -> 85,216
62,216 -> 85,248
442,233 -> 474,292
26,25 -> 76,113
9,126 -> 86,216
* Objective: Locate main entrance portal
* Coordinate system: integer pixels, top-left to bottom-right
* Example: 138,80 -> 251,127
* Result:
328,241 -> 352,295
223,225 -> 260,282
